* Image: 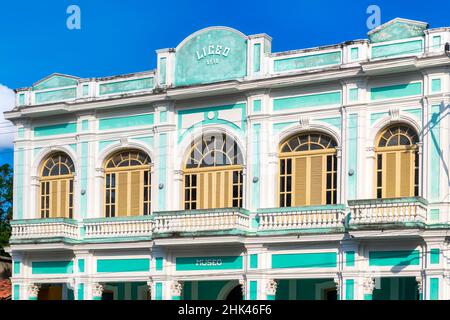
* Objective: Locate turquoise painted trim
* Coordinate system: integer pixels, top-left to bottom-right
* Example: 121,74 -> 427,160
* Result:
33,75 -> 78,91
252,124 -> 261,209
272,252 -> 337,269
32,260 -> 74,274
346,251 -> 355,267
369,21 -> 426,43
404,108 -> 422,120
369,250 -> 420,266
34,122 -> 76,137
274,51 -> 341,72
81,119 -> 89,131
258,204 -> 345,214
345,279 -> 354,300
177,103 -> 246,143
430,105 -> 441,201
432,35 -> 442,48
99,113 -> 154,130
172,295 -> 181,300
131,135 -> 154,148
364,294 -> 373,300
370,82 -> 422,101
98,139 -> 119,152
321,116 -> 341,130
350,47 -> 359,60
18,93 -> 25,106
82,84 -> 89,96
430,249 -> 440,264
159,58 -> 167,85
155,282 -> 163,300
80,142 -> 88,218
250,254 -> 258,269
250,281 -> 257,300
430,278 -> 439,300
99,77 -> 154,95
349,88 -> 359,102
253,99 -> 262,113
253,43 -> 261,73
348,114 -> 358,200
430,209 -> 440,222
29,296 -> 38,301
267,294 -> 275,300
431,79 -> 442,93
155,257 -> 163,271
370,111 -> 389,125
13,284 -> 20,300
97,258 -> 150,273
273,121 -> 296,135
16,148 -> 24,220
93,296 -> 102,300
273,91 -> 341,111
68,143 -> 77,153
35,87 -> 77,104
176,255 -> 243,271
13,261 -> 21,275
68,288 -> 74,300
158,133 -> 167,210
78,259 -> 85,273
371,39 -> 423,59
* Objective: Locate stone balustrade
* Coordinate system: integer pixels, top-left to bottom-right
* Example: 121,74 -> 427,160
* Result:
348,197 -> 428,225
83,216 -> 153,239
10,218 -> 79,241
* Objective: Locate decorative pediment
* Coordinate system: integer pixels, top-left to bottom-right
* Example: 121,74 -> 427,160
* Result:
368,18 -> 428,43
33,73 -> 79,91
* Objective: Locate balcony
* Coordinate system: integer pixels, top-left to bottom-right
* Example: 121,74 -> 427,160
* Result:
257,205 -> 346,232
348,197 -> 428,227
153,208 -> 250,236
10,218 -> 79,242
83,216 -> 153,240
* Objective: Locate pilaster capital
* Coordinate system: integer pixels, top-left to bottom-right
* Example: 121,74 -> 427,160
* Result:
266,279 -> 278,296
171,280 -> 183,297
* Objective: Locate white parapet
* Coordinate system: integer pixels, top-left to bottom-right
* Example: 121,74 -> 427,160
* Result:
348,197 -> 428,225
83,216 -> 153,239
257,205 -> 346,230
11,218 -> 79,240
153,208 -> 250,233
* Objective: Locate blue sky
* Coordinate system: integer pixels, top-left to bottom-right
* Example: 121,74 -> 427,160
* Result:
1,0 -> 449,166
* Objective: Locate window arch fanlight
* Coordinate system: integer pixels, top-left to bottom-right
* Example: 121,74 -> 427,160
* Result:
279,132 -> 338,207
104,150 -> 152,217
375,124 -> 419,199
183,133 -> 244,210
39,152 -> 75,219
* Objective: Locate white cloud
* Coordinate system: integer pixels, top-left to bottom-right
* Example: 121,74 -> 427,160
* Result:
0,84 -> 15,149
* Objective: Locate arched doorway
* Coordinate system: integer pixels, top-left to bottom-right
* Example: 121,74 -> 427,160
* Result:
225,285 -> 243,301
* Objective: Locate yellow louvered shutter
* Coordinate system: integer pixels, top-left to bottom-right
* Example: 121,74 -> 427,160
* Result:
50,180 -> 58,218
59,180 -> 68,218
310,155 -> 324,205
117,172 -> 128,216
400,151 -> 413,197
224,171 -> 231,208
197,172 -> 206,209
294,157 -> 307,206
385,153 -> 397,198
130,171 -> 141,216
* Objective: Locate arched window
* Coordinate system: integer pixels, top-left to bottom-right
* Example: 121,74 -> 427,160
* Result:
184,133 -> 243,209
375,125 -> 419,199
104,150 -> 152,217
279,132 -> 337,207
40,153 -> 75,219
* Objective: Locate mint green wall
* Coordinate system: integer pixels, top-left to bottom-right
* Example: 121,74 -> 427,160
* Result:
32,261 -> 74,274
249,281 -> 257,300
155,282 -> 163,300
82,84 -> 89,96
429,208 -> 440,222
430,105 -> 441,201
97,258 -> 150,273
251,124 -> 261,209
253,43 -> 261,73
99,77 -> 154,95
430,249 -> 440,264
78,259 -> 85,272
77,283 -> 84,300
430,278 -> 439,300
13,284 -> 20,300
99,113 -> 154,130
159,58 -> 167,85
348,114 -> 358,200
369,21 -> 426,43
18,94 -> 25,105
350,48 -> 359,60
349,88 -> 359,102
155,257 -> 163,271
157,133 -> 167,210
250,254 -> 258,269
33,75 -> 78,91
431,79 -> 442,92
272,252 -> 337,269
371,40 -> 423,58
81,119 -> 89,131
176,256 -> 243,271
177,103 -> 246,143
345,279 -> 354,300
274,51 -> 341,72
346,251 -> 355,267
253,99 -> 262,113
16,148 -> 24,219
34,122 -> 77,137
273,91 -> 341,111
175,28 -> 247,86
369,250 -> 420,266
370,82 -> 422,100
35,87 -> 77,104
13,261 -> 21,275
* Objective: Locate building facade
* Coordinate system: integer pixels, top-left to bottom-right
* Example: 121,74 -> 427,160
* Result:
4,18 -> 450,300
